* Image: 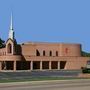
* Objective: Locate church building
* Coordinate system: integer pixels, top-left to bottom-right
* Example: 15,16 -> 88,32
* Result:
0,14 -> 89,71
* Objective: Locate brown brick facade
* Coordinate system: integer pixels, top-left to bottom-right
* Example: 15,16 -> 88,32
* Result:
0,39 -> 89,71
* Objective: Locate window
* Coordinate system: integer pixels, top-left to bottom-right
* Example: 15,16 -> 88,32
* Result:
56,51 -> 58,56
3,52 -> 4,55
43,50 -> 45,56
8,43 -> 12,53
5,52 -> 6,55
65,48 -> 69,54
49,51 -> 52,56
36,50 -> 40,56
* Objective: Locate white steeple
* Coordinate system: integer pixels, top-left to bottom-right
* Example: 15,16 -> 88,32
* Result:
8,13 -> 15,40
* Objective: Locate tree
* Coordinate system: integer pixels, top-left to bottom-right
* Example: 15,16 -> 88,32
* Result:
81,51 -> 90,57
0,38 -> 5,48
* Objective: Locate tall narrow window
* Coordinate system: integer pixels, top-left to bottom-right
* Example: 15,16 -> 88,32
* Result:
8,43 -> 12,53
36,50 -> 40,56
43,50 -> 45,56
50,51 -> 52,56
65,48 -> 69,54
56,51 -> 58,56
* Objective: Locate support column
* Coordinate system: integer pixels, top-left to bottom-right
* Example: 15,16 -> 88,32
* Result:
30,61 -> 33,71
0,62 -> 2,71
58,61 -> 60,70
4,61 -> 6,70
49,61 -> 51,70
40,61 -> 42,70
14,61 -> 16,71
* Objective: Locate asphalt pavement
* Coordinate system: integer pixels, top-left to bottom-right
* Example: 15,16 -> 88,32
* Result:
0,79 -> 90,90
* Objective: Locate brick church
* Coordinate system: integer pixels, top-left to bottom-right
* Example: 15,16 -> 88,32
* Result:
0,14 -> 89,71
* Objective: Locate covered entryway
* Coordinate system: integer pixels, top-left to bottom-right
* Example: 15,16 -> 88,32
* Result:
51,61 -> 58,69
2,61 -> 14,70
60,61 -> 66,69
42,61 -> 49,69
16,61 -> 30,70
33,61 -> 40,70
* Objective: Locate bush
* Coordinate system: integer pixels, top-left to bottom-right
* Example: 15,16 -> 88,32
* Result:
82,68 -> 90,73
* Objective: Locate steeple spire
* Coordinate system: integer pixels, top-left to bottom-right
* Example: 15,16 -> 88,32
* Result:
8,12 -> 15,40
10,12 -> 13,30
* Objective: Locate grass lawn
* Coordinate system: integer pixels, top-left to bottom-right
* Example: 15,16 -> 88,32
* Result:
0,76 -> 89,83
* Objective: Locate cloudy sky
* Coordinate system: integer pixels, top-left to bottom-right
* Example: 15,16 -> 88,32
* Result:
0,0 -> 90,52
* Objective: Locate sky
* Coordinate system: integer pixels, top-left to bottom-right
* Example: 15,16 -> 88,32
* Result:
0,0 -> 90,52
